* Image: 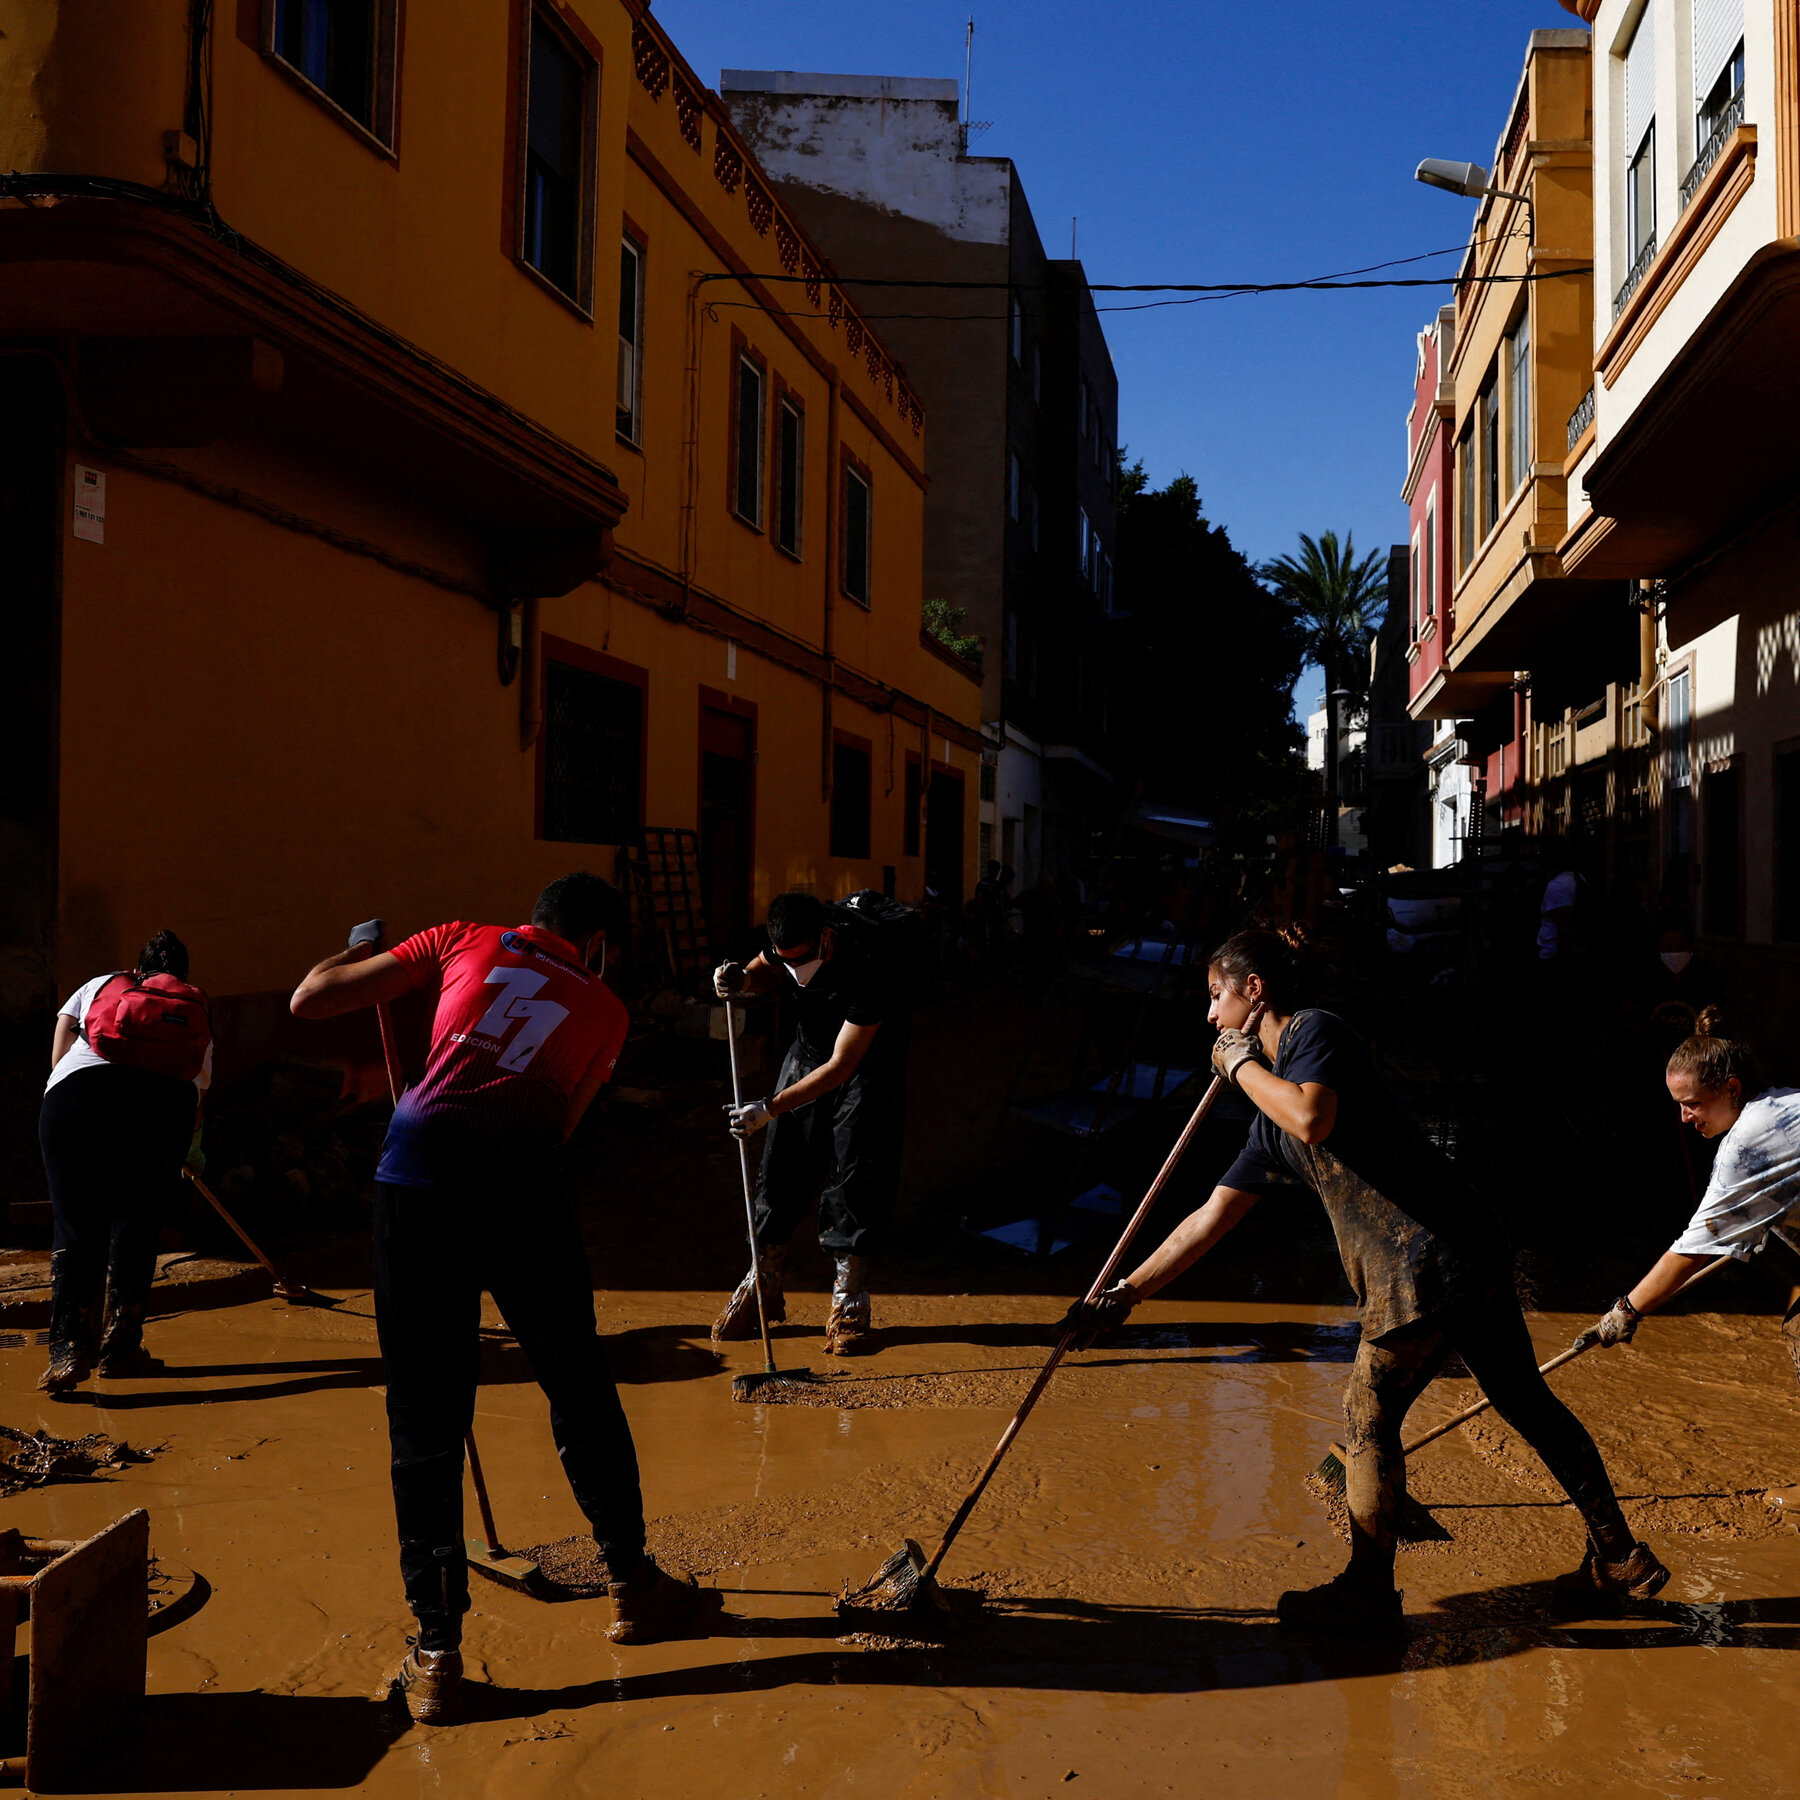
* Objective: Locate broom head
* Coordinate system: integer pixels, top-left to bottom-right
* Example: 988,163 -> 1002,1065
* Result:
731,1365 -> 817,1402
835,1538 -> 951,1618
466,1539 -> 541,1593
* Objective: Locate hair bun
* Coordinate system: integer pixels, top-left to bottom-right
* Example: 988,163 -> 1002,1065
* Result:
1694,1005 -> 1726,1038
1277,921 -> 1313,954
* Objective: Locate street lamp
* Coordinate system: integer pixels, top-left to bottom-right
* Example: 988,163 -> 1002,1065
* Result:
1324,686 -> 1353,853
1415,157 -> 1533,237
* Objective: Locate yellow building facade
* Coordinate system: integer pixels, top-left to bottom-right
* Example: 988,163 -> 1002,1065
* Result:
0,1 -> 979,1037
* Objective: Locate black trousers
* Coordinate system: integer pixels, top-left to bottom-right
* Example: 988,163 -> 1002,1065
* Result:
39,1064 -> 192,1358
752,1042 -> 905,1259
1344,1286 -> 1631,1577
372,1165 -> 644,1640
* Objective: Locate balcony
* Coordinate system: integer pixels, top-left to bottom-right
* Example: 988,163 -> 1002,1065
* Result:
1614,234 -> 1658,319
1682,93 -> 1745,212
1566,385 -> 1595,453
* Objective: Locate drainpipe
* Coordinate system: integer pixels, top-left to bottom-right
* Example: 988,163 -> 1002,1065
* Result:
1637,582 -> 1659,738
1511,675 -> 1529,828
821,369 -> 840,803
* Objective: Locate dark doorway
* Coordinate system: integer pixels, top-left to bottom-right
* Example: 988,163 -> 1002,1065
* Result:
0,355 -> 62,1024
699,702 -> 755,958
1702,764 -> 1742,938
926,767 -> 965,908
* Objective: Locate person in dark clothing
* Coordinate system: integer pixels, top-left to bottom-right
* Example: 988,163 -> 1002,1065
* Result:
38,930 -> 210,1392
711,890 -> 912,1354
290,874 -> 723,1724
1064,925 -> 1665,1639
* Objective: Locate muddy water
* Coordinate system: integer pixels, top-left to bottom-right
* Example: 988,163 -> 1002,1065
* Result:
4,1274 -> 1799,1797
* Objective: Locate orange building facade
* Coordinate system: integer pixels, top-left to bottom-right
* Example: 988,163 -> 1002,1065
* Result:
0,1 -> 979,1040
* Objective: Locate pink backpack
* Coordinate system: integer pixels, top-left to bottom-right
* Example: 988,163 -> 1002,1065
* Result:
84,972 -> 212,1081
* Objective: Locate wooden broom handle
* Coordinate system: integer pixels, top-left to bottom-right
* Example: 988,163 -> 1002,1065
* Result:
1400,1253 -> 1734,1457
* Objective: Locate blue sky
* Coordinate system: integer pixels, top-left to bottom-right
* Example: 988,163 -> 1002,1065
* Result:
657,0 -> 1580,713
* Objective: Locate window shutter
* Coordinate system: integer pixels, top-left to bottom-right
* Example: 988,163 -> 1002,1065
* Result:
1692,0 -> 1744,101
1624,11 -> 1656,155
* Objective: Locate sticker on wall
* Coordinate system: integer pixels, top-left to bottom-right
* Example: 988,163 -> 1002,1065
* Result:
72,465 -> 106,543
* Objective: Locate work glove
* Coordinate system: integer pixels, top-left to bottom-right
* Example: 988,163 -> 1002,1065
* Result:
1059,1280 -> 1138,1350
725,1098 -> 772,1139
348,919 -> 385,955
1571,1296 -> 1641,1353
184,1125 -> 205,1177
1210,1026 -> 1266,1086
714,961 -> 746,999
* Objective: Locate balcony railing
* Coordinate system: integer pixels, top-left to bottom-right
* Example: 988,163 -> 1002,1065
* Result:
1681,92 -> 1745,212
1566,385 -> 1595,452
1613,234 -> 1658,319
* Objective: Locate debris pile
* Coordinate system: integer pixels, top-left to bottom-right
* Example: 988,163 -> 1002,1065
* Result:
0,1423 -> 155,1496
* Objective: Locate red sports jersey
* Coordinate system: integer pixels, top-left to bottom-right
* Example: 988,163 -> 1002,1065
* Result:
376,922 -> 627,1182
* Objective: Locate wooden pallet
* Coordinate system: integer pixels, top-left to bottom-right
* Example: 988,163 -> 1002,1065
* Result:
636,826 -> 710,987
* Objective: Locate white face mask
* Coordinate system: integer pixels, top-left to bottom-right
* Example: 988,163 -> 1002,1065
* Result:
784,955 -> 824,989
1660,951 -> 1693,974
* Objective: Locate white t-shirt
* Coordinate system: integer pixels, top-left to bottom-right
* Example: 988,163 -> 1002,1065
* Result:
45,973 -> 214,1096
1537,870 -> 1579,960
1668,1088 -> 1800,1260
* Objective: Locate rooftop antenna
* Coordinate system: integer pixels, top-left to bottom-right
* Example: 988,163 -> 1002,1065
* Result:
963,15 -> 975,129
1071,216 -> 1078,259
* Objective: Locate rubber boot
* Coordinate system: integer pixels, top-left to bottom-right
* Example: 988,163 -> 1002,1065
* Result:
823,1254 -> 873,1356
37,1346 -> 92,1394
711,1246 -> 785,1342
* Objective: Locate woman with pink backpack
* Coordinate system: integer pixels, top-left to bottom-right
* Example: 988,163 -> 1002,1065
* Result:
38,930 -> 213,1392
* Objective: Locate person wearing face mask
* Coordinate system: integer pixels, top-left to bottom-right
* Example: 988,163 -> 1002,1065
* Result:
289,873 -> 723,1723
1573,1013 -> 1800,1432
710,890 -> 912,1355
1061,924 -> 1662,1640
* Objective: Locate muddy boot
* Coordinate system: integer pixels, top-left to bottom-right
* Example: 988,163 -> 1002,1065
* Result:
711,1248 -> 785,1342
37,1346 -> 92,1395
387,1641 -> 466,1724
823,1255 -> 873,1355
605,1554 -> 726,1644
1276,1570 -> 1406,1642
1551,1540 -> 1670,1608
97,1305 -> 162,1378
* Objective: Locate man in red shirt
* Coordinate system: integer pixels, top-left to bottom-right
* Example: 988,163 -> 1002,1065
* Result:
290,873 -> 721,1722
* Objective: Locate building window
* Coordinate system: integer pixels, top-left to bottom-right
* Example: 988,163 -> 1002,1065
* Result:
1010,297 -> 1023,364
830,737 -> 872,858
1507,311 -> 1530,494
1695,0 -> 1746,149
774,395 -> 803,555
271,0 -> 397,142
841,461 -> 871,605
1479,368 -> 1499,540
1423,497 -> 1437,615
904,757 -> 923,857
1456,423 -> 1475,571
521,9 -> 595,306
732,353 -> 765,527
542,659 -> 643,845
1008,449 -> 1021,521
1666,668 -> 1692,792
1624,10 -> 1657,264
1078,506 -> 1092,578
1410,529 -> 1422,637
617,236 -> 644,441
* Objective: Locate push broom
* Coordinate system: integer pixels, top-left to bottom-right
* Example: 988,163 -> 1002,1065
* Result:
369,947 -> 539,1595
181,1168 -> 325,1304
1308,1251 -> 1733,1532
840,1009 -> 1263,1617
721,994 -> 816,1402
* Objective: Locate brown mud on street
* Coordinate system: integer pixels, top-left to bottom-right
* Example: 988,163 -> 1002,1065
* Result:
5,1265 -> 1800,1798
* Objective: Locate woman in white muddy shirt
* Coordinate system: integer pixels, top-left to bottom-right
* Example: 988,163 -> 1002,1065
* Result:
1575,1011 -> 1800,1441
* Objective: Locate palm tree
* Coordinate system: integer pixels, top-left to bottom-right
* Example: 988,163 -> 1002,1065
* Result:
1262,531 -> 1388,849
